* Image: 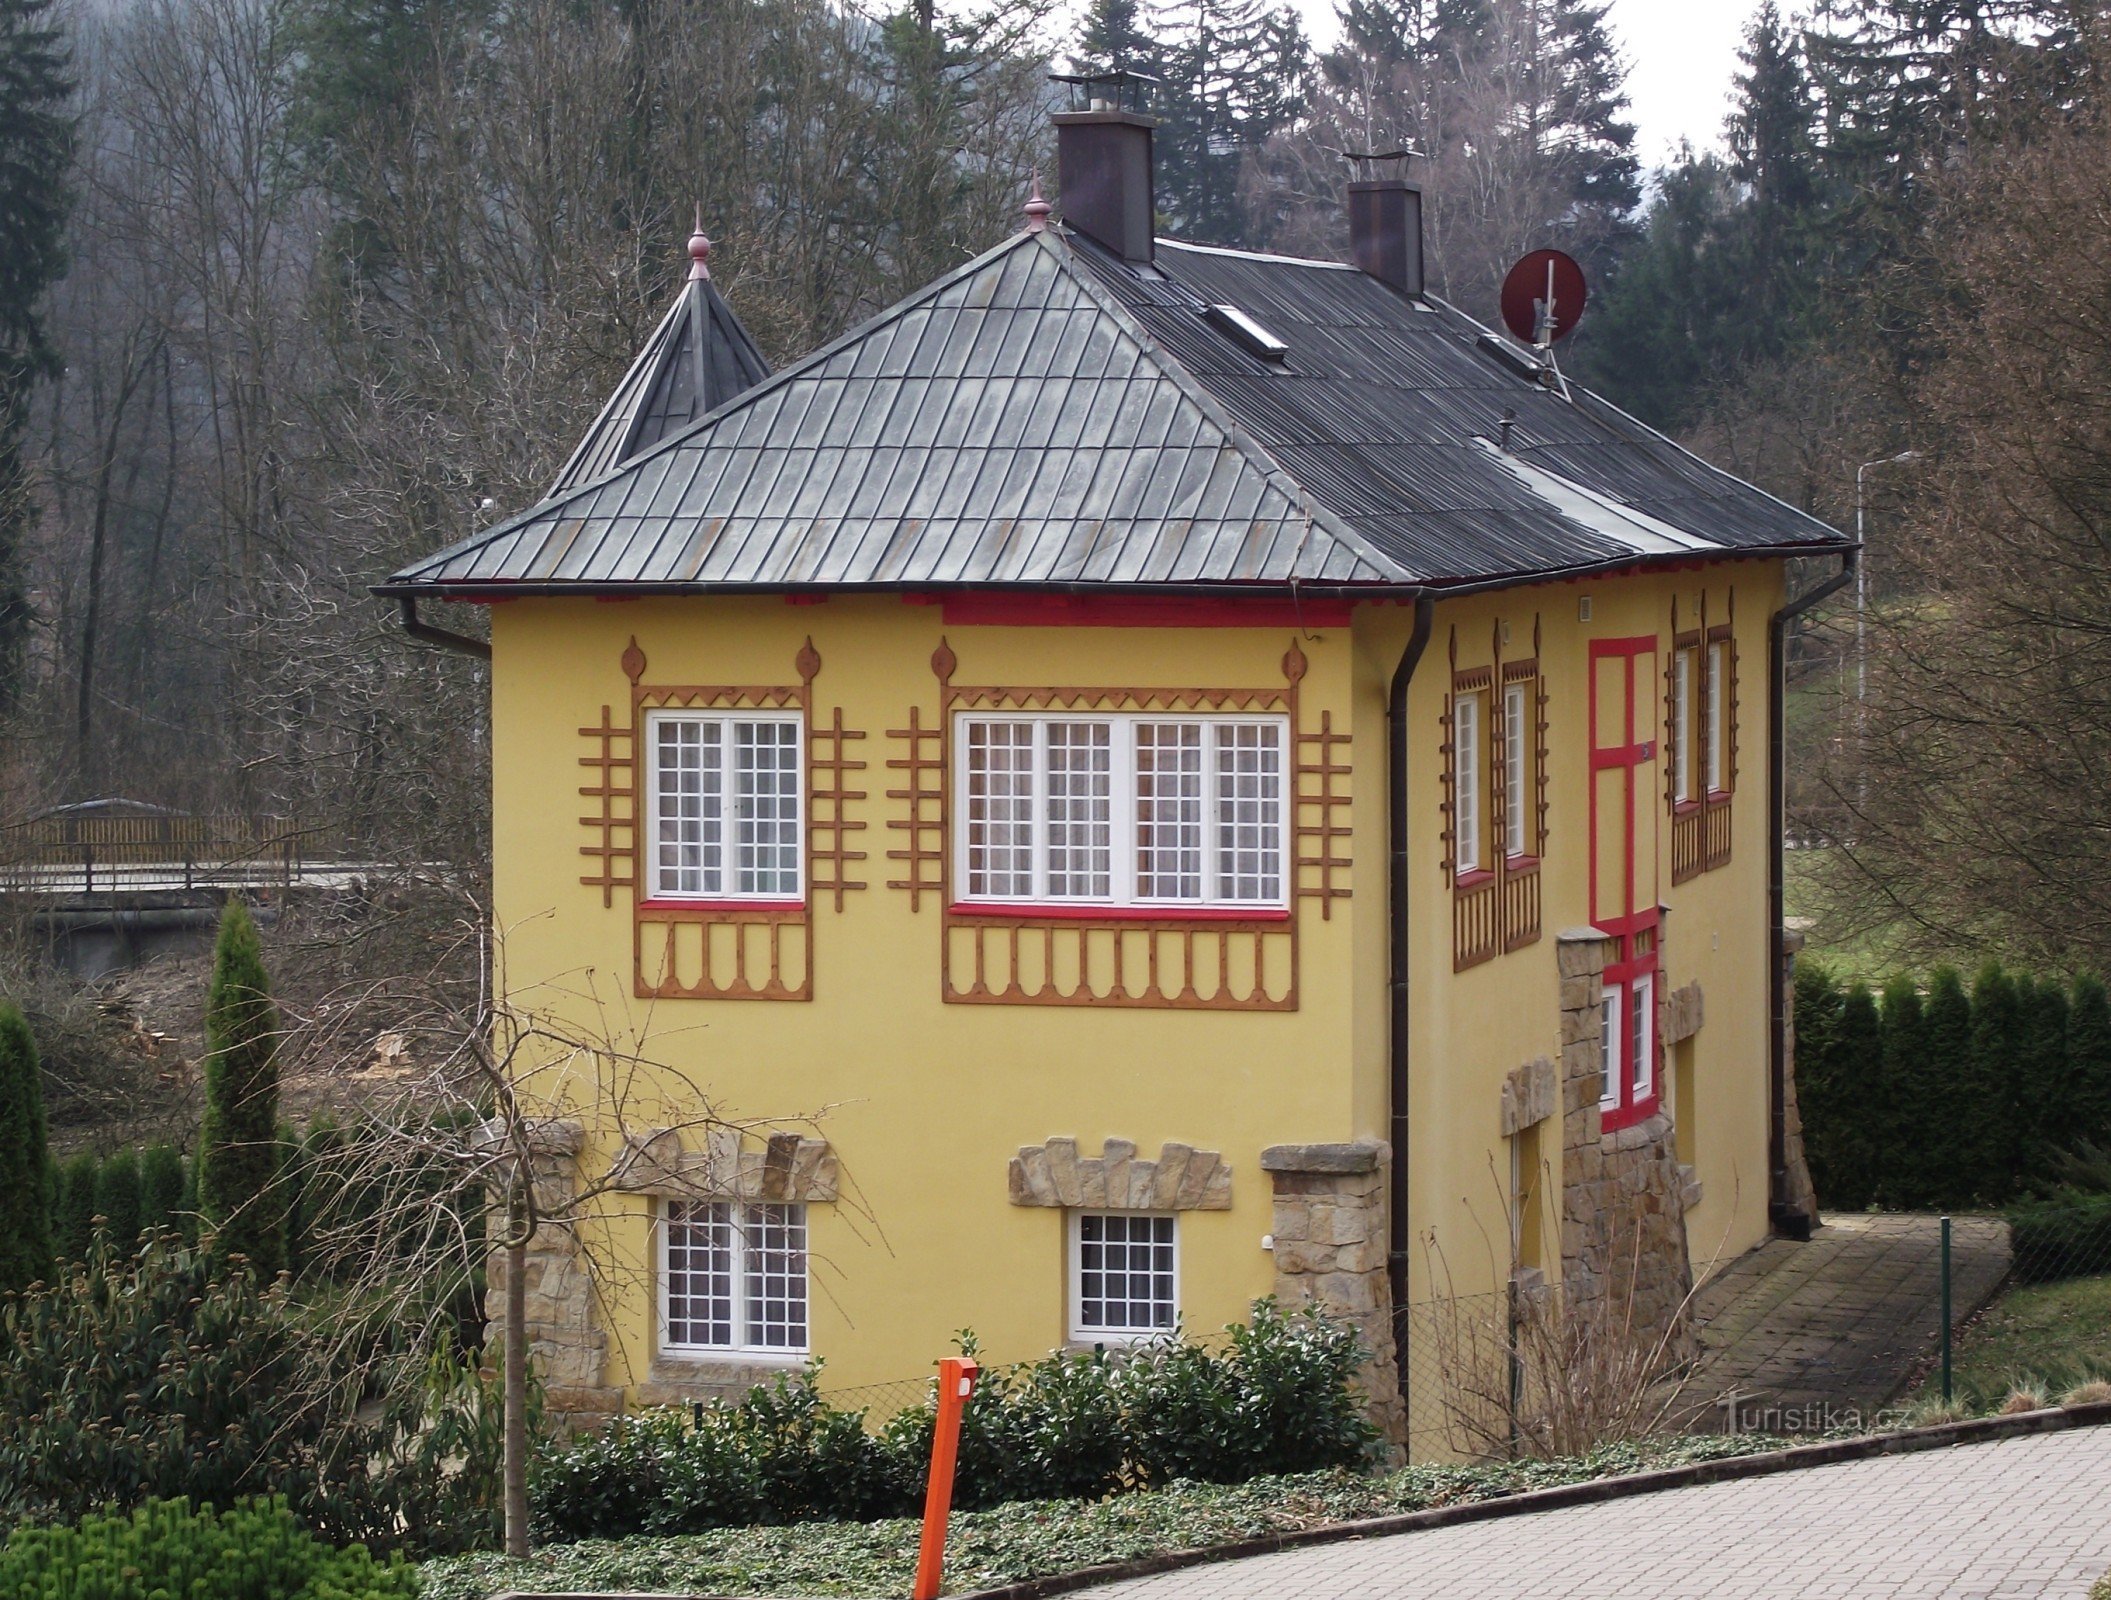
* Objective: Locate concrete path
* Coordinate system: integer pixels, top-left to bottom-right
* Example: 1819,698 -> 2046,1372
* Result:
1681,1213 -> 2011,1430
1082,1425 -> 2111,1600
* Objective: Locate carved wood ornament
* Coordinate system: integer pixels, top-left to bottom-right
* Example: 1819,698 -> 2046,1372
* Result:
577,636 -> 866,1000
1441,617 -> 1546,971
886,638 -> 1349,1010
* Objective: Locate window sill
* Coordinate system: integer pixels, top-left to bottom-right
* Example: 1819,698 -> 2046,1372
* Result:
1066,1329 -> 1176,1350
1673,798 -> 1700,816
657,1346 -> 810,1367
1503,853 -> 1540,872
1454,867 -> 1495,890
1600,1094 -> 1660,1134
638,897 -> 807,915
949,902 -> 1290,923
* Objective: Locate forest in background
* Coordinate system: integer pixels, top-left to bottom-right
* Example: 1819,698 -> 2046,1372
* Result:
0,0 -> 2108,1040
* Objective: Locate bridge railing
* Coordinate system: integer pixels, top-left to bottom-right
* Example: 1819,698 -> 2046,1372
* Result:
0,813 -> 320,895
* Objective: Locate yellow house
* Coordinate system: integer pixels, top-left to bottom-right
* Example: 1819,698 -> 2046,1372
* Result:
381,90 -> 1851,1454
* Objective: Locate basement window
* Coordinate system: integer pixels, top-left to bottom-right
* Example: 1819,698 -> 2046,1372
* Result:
1202,303 -> 1289,363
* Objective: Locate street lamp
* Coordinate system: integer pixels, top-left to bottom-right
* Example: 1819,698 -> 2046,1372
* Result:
1854,451 -> 1923,709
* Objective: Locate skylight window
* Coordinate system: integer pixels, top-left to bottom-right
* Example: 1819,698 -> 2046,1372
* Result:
1203,303 -> 1289,363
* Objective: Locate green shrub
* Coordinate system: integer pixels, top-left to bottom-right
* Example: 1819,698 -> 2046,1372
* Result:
197,899 -> 286,1279
0,1003 -> 52,1292
54,1150 -> 101,1263
1970,962 -> 2025,1202
1876,975 -> 1925,1206
1923,967 -> 1976,1208
94,1148 -> 142,1251
2008,1192 -> 2111,1284
138,1142 -> 185,1241
2073,976 -> 2111,1152
0,1233 -> 509,1555
0,1498 -> 417,1599
531,1300 -> 1375,1543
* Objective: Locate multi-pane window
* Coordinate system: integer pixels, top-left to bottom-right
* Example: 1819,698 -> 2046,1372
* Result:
1503,681 -> 1534,860
1630,973 -> 1654,1100
1072,1211 -> 1177,1340
1453,691 -> 1484,874
663,1200 -> 809,1353
649,713 -> 802,900
1600,977 -> 1658,1115
1600,989 -> 1621,1107
956,714 -> 1287,909
1707,641 -> 1729,794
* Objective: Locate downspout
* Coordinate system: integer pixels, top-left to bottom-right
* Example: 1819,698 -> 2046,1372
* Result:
396,595 -> 492,661
1766,549 -> 1856,1237
1386,592 -> 1435,1411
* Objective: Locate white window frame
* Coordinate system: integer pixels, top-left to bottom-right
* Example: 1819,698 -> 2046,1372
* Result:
1630,972 -> 1655,1099
1673,648 -> 1695,805
1454,691 -> 1484,875
1600,988 -> 1622,1109
951,712 -> 1290,911
1069,1210 -> 1179,1343
1706,641 -> 1729,795
644,710 -> 805,903
1503,681 -> 1531,860
659,1199 -> 810,1357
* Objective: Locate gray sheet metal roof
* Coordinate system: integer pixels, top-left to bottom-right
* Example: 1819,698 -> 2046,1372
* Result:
385,226 -> 1847,597
548,269 -> 770,496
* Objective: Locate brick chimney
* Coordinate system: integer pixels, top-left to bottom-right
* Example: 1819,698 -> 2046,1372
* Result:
1345,151 -> 1424,300
1052,72 -> 1158,265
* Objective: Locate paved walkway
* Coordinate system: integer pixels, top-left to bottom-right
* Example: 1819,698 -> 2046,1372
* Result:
1681,1213 -> 2011,1429
1083,1425 -> 2111,1600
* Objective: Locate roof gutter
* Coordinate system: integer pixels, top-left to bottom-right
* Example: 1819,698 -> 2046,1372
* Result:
1386,591 -> 1435,1419
1766,547 -> 1857,1238
394,596 -> 492,661
370,543 -> 1841,608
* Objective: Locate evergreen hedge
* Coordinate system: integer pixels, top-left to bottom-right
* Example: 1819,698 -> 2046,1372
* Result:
0,1003 -> 51,1292
1797,958 -> 2111,1214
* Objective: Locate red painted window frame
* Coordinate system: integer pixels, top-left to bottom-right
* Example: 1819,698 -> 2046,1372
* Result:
1588,637 -> 1662,1132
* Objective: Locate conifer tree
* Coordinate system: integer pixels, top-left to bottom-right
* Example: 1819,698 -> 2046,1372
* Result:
0,1001 -> 51,1290
2013,976 -> 2068,1169
197,900 -> 287,1278
139,1143 -> 185,1239
0,0 -> 74,699
1968,960 -> 2023,1203
1876,974 -> 1925,1206
54,1149 -> 99,1262
1793,958 -> 1846,1200
1827,982 -> 1884,1209
95,1147 -> 142,1252
1921,966 -> 1975,1209
2070,975 -> 2111,1152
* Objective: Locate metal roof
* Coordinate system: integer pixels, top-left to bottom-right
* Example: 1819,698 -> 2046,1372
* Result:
385,227 -> 1847,598
547,265 -> 770,497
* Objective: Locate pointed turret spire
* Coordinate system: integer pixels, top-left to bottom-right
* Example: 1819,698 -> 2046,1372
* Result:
548,218 -> 771,495
1023,170 -> 1052,233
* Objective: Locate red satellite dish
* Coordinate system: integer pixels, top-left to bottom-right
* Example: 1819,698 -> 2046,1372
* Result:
1500,250 -> 1588,347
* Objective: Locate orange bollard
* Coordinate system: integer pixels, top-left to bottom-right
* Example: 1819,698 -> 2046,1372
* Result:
912,1356 -> 980,1600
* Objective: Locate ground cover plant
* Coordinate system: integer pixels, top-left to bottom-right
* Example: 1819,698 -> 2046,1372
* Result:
531,1301 -> 1376,1542
0,1498 -> 418,1600
429,1434 -> 1804,1600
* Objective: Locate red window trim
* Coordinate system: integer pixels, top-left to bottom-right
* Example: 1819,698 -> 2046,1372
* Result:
930,592 -> 1355,629
1453,866 -> 1496,892
947,901 -> 1291,924
637,897 -> 807,915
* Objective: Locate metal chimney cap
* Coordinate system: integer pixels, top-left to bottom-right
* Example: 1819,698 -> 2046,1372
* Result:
1050,68 -> 1161,116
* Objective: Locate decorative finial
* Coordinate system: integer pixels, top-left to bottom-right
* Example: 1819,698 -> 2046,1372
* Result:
1023,170 -> 1052,233
688,205 -> 712,281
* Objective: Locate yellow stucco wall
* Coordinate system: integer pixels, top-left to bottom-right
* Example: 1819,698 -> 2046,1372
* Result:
488,559 -> 1786,1403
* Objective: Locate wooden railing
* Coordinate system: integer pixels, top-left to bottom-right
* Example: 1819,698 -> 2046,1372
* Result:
0,812 -> 315,894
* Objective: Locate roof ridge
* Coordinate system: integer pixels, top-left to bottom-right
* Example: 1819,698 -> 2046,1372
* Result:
1047,230 -> 1414,584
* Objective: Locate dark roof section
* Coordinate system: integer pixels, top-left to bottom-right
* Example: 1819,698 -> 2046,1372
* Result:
386,227 -> 1847,598
549,261 -> 770,496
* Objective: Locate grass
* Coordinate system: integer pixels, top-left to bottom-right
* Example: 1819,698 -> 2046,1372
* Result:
418,1435 -> 1806,1600
1916,1272 -> 2111,1409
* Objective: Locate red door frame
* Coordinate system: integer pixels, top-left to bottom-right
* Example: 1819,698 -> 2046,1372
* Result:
1588,638 -> 1661,1130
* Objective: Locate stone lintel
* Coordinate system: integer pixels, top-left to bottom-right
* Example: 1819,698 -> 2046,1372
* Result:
611,1126 -> 839,1203
1010,1138 -> 1232,1210
1260,1139 -> 1389,1176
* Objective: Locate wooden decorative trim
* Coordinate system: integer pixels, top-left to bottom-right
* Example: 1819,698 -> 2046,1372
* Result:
1670,590 -> 1736,885
903,637 -> 1316,1010
578,637 -> 866,1002
1446,618 -> 1544,970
